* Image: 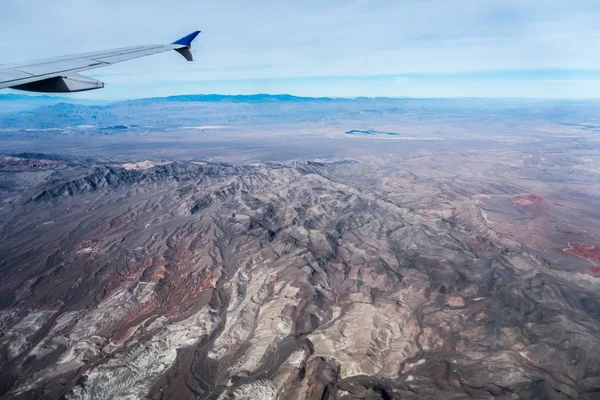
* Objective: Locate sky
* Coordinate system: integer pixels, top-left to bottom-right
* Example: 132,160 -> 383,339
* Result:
2,0 -> 600,99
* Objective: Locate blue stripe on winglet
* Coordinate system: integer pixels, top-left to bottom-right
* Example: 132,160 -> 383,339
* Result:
172,31 -> 201,46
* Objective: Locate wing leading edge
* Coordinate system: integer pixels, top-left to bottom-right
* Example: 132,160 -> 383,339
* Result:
0,31 -> 201,93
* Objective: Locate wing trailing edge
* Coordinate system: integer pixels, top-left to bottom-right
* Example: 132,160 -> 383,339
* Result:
11,74 -> 104,93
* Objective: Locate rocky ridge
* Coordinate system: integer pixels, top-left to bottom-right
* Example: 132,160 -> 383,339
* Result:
0,157 -> 599,399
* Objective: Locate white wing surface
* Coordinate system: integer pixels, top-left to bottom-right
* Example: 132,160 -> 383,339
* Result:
0,31 -> 200,93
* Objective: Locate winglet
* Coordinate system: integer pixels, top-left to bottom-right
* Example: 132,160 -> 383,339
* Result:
172,31 -> 201,47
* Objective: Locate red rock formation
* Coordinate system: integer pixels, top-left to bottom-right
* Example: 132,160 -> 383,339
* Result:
564,242 -> 600,265
513,194 -> 543,206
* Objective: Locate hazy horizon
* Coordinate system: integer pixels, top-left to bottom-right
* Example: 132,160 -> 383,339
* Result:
6,90 -> 600,103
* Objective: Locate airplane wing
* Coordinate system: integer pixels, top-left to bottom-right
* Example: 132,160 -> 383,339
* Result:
0,31 -> 200,93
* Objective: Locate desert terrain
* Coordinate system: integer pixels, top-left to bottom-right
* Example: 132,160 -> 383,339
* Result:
1,95 -> 600,399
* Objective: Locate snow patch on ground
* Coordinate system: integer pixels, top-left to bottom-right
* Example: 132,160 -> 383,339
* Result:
121,160 -> 171,170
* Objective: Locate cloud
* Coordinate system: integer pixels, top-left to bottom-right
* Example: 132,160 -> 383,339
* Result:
2,0 -> 600,98
393,77 -> 413,84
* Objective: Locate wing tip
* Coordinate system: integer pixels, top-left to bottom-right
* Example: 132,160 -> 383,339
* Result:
172,31 -> 201,47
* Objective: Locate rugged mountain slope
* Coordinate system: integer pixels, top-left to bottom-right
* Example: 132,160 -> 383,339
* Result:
0,156 -> 599,400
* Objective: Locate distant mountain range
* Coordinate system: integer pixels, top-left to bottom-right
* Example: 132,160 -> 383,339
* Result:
345,129 -> 399,135
2,93 -> 600,132
0,93 -> 107,114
